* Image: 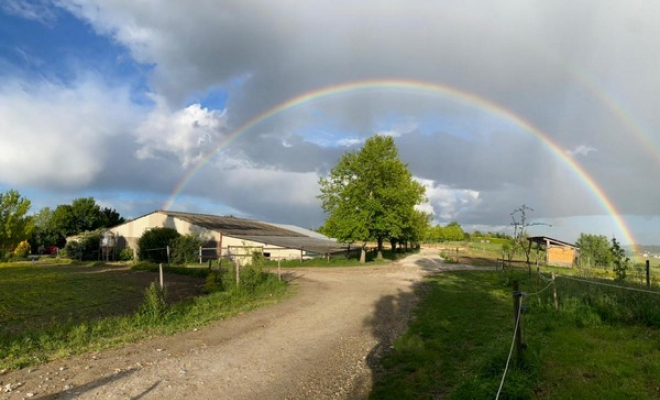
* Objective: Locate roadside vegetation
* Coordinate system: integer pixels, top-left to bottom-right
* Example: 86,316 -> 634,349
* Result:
372,268 -> 660,399
0,260 -> 288,370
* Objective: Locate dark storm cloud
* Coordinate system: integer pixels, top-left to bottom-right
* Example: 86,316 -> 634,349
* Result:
4,0 -> 660,240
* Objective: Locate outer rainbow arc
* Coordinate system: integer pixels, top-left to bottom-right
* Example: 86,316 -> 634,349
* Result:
163,78 -> 637,252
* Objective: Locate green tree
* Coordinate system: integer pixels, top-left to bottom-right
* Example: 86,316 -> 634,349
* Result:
101,207 -> 125,227
444,221 -> 465,241
575,233 -> 612,269
138,227 -> 180,263
396,210 -> 431,250
0,190 -> 33,253
29,207 -> 67,251
170,234 -> 202,264
610,237 -> 629,281
319,136 -> 425,263
50,198 -> 124,237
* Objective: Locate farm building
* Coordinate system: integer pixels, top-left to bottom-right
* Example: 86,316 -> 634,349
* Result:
108,210 -> 344,263
528,236 -> 579,267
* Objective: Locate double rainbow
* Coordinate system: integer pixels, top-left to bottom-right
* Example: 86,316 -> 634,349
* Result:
163,79 -> 637,249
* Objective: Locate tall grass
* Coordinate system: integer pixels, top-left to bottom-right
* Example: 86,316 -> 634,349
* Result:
373,269 -> 660,399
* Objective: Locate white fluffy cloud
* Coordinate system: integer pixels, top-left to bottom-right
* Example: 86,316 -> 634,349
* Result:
135,98 -> 227,166
0,77 -> 139,187
416,178 -> 481,221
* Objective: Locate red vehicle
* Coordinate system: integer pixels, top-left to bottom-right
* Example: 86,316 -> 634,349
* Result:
44,246 -> 59,255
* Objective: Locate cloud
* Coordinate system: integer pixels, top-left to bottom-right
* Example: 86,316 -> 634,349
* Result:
135,98 -> 227,166
566,145 -> 596,157
2,0 -> 660,243
416,178 -> 481,221
376,119 -> 419,138
0,76 -> 140,188
1,0 -> 57,24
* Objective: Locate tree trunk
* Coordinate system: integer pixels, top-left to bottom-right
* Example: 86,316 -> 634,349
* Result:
390,238 -> 397,252
360,244 -> 366,264
376,237 -> 383,260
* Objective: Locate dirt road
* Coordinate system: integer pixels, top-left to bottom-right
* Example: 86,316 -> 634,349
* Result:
1,249 -> 465,399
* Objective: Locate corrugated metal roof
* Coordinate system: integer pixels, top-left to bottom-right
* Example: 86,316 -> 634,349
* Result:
235,235 -> 347,254
265,223 -> 331,240
528,236 -> 578,249
160,211 -> 306,237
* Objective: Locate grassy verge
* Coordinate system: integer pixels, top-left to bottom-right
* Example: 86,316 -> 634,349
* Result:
372,269 -> 660,399
0,263 -> 289,370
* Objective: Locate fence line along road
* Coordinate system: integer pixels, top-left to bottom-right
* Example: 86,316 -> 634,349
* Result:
556,274 -> 660,295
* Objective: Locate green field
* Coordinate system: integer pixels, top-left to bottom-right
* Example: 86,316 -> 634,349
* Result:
0,260 -> 288,369
372,269 -> 660,399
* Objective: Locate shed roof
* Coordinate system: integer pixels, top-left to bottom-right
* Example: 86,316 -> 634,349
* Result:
528,236 -> 578,249
160,210 -> 306,238
235,235 -> 346,254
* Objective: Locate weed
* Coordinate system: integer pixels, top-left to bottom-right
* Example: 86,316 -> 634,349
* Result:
139,282 -> 168,323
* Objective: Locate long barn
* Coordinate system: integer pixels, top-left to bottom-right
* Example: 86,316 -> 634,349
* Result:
109,210 -> 343,262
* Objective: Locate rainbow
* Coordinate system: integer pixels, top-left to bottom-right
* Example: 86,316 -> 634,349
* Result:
163,79 -> 637,249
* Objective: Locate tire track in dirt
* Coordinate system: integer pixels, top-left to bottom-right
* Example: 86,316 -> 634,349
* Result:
1,249 -> 469,399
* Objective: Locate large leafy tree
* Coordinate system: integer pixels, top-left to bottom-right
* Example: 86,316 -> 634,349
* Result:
576,233 -> 613,269
50,197 -> 124,237
319,135 -> 425,262
29,207 -> 66,250
0,190 -> 34,252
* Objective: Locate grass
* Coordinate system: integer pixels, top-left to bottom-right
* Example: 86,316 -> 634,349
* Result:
372,269 -> 660,399
0,261 -> 146,333
0,261 -> 289,370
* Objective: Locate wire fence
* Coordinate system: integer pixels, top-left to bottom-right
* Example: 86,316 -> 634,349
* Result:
496,298 -> 523,400
495,264 -> 659,397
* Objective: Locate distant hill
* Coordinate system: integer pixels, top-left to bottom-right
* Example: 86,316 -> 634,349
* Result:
627,245 -> 660,257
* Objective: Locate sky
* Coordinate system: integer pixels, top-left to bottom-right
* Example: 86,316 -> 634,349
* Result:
0,0 -> 659,245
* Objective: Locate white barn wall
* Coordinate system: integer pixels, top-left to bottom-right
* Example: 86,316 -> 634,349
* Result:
110,211 -> 305,262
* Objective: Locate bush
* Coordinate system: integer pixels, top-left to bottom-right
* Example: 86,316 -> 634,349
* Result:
64,231 -> 101,260
118,247 -> 134,261
13,240 -> 30,258
170,234 -> 202,264
137,227 -> 180,263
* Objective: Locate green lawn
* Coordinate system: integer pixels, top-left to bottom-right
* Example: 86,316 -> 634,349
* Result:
372,269 -> 660,399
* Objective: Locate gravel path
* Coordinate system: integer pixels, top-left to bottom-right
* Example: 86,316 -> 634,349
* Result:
1,249 -> 479,400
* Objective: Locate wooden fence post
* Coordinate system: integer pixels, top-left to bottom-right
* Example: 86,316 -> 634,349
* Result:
512,280 -> 523,359
199,246 -> 203,264
159,263 -> 164,289
234,259 -> 240,286
646,260 -> 650,288
278,259 -> 281,281
166,246 -> 170,264
552,272 -> 559,310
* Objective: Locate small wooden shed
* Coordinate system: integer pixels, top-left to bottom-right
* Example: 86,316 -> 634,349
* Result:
528,236 -> 578,267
